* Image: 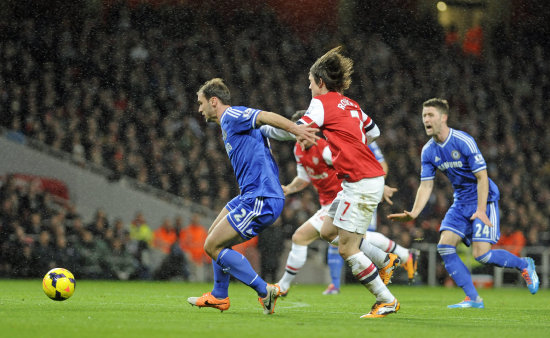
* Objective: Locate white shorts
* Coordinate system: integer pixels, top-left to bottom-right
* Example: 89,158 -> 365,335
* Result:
329,176 -> 384,235
307,204 -> 330,233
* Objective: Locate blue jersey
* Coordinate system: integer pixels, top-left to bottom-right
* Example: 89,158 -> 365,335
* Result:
368,141 -> 385,163
420,128 -> 499,203
220,106 -> 284,199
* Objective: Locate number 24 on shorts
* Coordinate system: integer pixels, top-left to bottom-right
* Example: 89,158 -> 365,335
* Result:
474,223 -> 490,238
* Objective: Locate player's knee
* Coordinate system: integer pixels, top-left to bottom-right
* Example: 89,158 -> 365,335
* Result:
319,227 -> 335,243
319,232 -> 332,243
291,232 -> 304,245
337,245 -> 355,259
203,242 -> 212,258
337,246 -> 346,258
203,239 -> 217,259
319,229 -> 328,242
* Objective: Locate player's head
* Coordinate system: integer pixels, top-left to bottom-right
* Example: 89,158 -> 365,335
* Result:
422,98 -> 449,139
291,110 -> 306,122
309,46 -> 353,96
197,78 -> 231,123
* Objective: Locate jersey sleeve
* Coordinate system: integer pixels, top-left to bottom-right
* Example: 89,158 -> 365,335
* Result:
361,109 -> 373,128
360,109 -> 379,144
368,141 -> 385,163
294,145 -> 311,182
420,144 -> 436,181
296,163 -> 311,182
458,133 -> 487,173
228,107 -> 262,133
260,125 -> 296,141
300,98 -> 324,128
293,144 -> 301,165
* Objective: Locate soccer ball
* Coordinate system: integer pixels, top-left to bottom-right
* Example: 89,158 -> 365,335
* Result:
42,268 -> 76,301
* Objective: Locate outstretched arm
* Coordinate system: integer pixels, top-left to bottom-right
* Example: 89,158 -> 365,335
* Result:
387,180 -> 434,222
260,125 -> 296,141
282,176 -> 310,196
256,111 -> 319,145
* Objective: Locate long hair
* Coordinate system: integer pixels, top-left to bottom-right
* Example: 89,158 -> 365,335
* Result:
309,46 -> 353,93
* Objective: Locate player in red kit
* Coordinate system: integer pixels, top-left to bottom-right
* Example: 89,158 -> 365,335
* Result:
299,46 -> 399,318
262,111 -> 401,297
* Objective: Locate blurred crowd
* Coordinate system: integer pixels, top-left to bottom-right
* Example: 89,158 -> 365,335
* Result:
0,3 -> 549,281
0,174 -> 211,279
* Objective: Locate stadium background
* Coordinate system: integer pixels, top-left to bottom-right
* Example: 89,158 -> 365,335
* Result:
0,0 -> 548,288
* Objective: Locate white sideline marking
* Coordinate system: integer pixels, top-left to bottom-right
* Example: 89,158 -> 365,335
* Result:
278,301 -> 310,309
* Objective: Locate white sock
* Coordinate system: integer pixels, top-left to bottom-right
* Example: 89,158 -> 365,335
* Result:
368,277 -> 394,303
366,232 -> 409,263
359,239 -> 388,268
278,243 -> 307,291
393,245 -> 410,263
346,252 -> 393,303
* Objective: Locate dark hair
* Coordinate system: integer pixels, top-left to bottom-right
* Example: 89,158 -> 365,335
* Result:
291,110 -> 306,122
197,78 -> 231,105
309,46 -> 353,93
423,98 -> 449,115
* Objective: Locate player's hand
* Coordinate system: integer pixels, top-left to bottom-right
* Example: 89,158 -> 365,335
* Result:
382,185 -> 398,205
387,211 -> 415,222
281,185 -> 290,196
294,122 -> 319,148
470,210 -> 493,227
297,138 -> 315,150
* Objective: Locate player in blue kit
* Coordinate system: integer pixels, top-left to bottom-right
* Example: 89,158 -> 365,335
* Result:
388,98 -> 539,308
187,78 -> 318,315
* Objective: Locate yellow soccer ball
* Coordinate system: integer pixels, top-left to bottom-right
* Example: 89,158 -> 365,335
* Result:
42,268 -> 76,301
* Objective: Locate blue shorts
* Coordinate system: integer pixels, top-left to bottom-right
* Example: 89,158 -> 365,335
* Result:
225,196 -> 284,240
440,201 -> 500,246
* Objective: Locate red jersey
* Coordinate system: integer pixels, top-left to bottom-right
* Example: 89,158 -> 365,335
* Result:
301,92 -> 385,182
294,138 -> 342,206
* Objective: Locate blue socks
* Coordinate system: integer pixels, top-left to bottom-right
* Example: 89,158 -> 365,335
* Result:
211,259 -> 230,299
437,244 -> 479,300
437,244 -> 529,301
216,248 -> 268,297
475,249 -> 528,270
327,245 -> 344,289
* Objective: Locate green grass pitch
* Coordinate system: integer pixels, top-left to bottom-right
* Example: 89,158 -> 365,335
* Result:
0,280 -> 548,338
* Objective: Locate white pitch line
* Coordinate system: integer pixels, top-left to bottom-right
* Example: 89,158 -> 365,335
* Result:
277,301 -> 310,309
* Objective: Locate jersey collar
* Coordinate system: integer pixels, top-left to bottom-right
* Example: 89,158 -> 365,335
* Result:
436,128 -> 453,148
219,107 -> 231,125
